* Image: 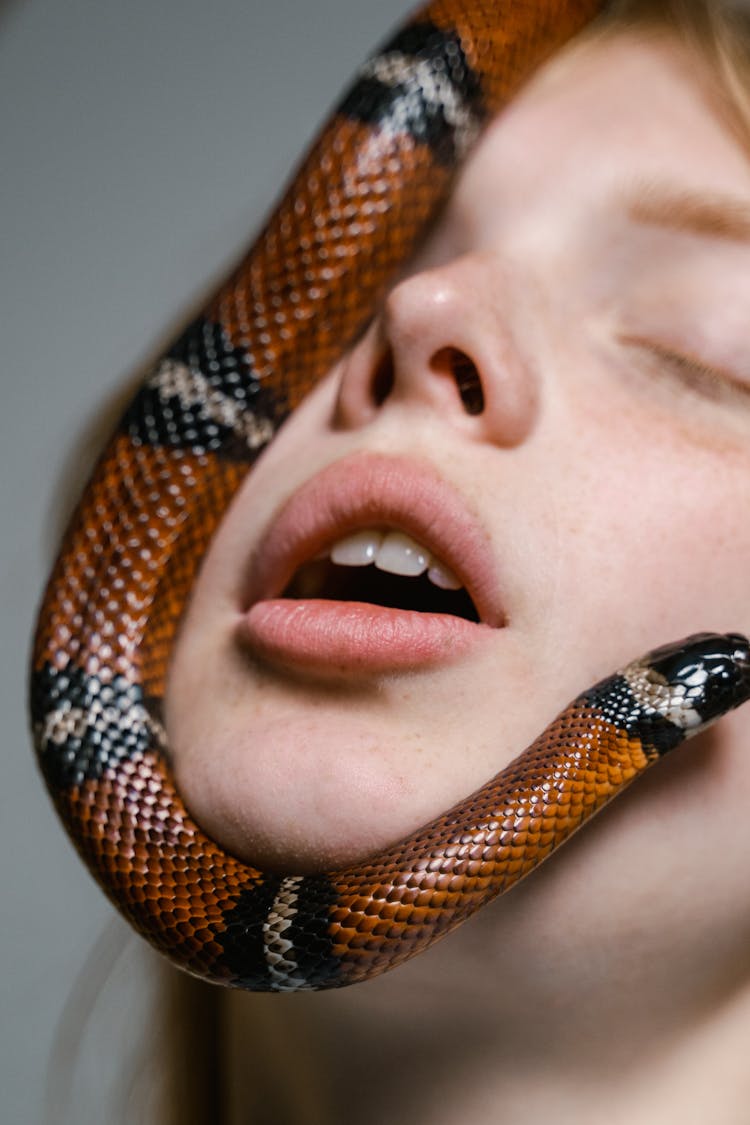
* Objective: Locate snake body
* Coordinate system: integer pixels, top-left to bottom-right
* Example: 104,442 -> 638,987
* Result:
30,0 -> 750,990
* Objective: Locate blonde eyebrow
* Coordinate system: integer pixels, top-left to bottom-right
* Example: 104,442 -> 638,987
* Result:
621,179 -> 750,243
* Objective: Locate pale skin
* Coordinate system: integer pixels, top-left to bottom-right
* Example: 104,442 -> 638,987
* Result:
167,28 -> 750,1124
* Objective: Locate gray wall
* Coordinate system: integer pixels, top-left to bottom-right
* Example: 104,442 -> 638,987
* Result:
0,2 -> 413,1121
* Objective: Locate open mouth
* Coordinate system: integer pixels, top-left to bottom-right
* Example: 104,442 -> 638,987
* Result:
283,528 -> 481,622
240,452 -> 500,673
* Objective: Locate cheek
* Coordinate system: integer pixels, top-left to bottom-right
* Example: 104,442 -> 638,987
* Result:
535,405 -> 750,687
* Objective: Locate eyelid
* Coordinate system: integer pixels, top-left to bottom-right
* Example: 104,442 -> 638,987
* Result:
618,334 -> 750,405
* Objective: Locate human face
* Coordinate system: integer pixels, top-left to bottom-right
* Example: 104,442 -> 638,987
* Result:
165,30 -> 750,885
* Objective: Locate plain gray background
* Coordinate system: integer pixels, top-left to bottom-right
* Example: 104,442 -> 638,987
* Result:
0,1 -> 414,1121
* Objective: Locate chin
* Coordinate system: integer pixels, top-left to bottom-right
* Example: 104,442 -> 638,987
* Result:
171,707 -> 466,875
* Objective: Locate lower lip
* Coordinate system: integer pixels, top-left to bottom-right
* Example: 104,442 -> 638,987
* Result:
242,599 -> 490,674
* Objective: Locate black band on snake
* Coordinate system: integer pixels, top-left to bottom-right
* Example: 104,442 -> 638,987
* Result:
29,0 -> 750,991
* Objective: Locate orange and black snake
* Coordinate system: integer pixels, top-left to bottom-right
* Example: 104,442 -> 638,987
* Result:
29,0 -> 750,990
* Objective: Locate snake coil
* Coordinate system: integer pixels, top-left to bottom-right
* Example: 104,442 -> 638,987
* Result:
30,0 -> 750,990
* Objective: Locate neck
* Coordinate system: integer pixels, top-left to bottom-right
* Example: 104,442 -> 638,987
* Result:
225,837 -> 750,1125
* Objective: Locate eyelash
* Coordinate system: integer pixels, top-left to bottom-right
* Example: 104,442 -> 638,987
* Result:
620,335 -> 750,407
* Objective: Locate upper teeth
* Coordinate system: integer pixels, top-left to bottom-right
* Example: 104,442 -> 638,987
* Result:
329,529 -> 463,590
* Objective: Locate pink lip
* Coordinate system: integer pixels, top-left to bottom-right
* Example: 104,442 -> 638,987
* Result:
240,451 -> 503,675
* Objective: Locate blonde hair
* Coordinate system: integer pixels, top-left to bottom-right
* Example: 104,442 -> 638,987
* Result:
600,0 -> 750,143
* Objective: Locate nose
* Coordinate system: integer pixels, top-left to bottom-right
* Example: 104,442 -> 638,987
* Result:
334,255 -> 538,447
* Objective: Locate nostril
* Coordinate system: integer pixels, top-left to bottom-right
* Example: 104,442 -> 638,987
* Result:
366,344 -> 485,416
432,347 -> 485,416
371,349 -> 395,406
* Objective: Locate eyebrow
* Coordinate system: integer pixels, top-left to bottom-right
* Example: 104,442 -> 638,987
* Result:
620,179 -> 750,243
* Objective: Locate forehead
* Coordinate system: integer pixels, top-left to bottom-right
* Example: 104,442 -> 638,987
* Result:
451,31 -> 750,226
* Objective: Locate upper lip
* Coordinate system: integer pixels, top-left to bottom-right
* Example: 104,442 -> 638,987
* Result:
244,451 -> 505,627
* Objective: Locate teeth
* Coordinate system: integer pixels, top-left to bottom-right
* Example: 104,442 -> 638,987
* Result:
426,561 -> 463,590
376,531 -> 430,577
330,530 -> 384,567
328,528 -> 463,589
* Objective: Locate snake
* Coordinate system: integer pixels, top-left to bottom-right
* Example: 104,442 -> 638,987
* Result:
29,0 -> 750,992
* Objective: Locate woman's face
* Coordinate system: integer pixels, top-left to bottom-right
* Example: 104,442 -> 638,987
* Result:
166,29 -> 750,887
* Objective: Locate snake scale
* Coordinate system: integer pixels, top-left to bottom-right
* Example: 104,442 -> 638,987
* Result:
30,0 -> 750,991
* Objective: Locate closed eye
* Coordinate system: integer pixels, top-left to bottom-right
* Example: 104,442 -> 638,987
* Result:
619,335 -> 750,407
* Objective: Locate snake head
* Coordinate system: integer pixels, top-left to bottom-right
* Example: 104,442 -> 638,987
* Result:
634,632 -> 750,732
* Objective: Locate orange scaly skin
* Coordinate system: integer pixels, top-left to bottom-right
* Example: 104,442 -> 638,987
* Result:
33,1 -> 750,992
